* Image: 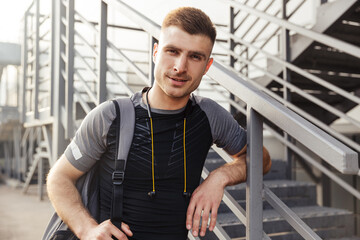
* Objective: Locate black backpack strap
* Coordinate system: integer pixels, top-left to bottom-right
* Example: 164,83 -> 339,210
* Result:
110,98 -> 135,230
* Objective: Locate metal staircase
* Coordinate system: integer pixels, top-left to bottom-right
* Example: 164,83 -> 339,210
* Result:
218,0 -> 360,154
203,151 -> 356,239
264,0 -> 360,125
0,0 -> 359,239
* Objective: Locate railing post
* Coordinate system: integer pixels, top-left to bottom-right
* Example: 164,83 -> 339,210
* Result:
21,11 -> 28,123
246,106 -> 264,240
50,0 -> 56,116
38,157 -> 44,200
28,128 -> 35,173
66,0 -> 75,138
281,0 -> 294,180
13,126 -> 21,181
33,0 -> 40,119
52,0 -> 67,163
229,6 -> 237,116
3,142 -> 10,176
98,0 -> 108,104
229,6 -> 236,69
149,36 -> 156,86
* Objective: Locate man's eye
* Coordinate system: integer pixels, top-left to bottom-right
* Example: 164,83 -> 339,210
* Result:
191,55 -> 201,60
167,49 -> 177,54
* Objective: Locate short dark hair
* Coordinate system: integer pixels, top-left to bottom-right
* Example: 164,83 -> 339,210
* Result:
162,7 -> 217,45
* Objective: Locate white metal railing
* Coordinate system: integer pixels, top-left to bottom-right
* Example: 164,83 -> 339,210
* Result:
224,0 -> 360,58
208,60 -> 358,173
21,0 -> 53,125
217,0 -> 360,156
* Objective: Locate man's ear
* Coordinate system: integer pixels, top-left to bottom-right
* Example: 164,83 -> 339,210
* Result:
153,43 -> 158,64
203,57 -> 213,75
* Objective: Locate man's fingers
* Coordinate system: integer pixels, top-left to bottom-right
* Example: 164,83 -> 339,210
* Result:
121,222 -> 133,236
209,207 -> 218,231
101,220 -> 130,240
110,225 -> 128,240
186,202 -> 195,230
200,207 -> 210,237
191,206 -> 203,237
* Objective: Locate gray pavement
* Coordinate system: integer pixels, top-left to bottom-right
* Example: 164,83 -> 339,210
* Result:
0,178 -> 54,240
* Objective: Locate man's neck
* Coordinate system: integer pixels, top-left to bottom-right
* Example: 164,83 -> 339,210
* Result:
145,87 -> 190,110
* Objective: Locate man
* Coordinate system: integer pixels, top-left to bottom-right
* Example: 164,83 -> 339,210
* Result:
47,7 -> 271,240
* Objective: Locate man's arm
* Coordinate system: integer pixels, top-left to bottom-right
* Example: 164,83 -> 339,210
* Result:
186,145 -> 271,237
47,154 -> 132,240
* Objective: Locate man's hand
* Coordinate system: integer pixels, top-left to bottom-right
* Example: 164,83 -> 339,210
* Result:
185,172 -> 226,237
185,146 -> 250,237
80,220 -> 133,240
47,156 -> 133,240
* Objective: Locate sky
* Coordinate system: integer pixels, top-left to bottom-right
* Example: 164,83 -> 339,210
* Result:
0,0 -> 33,43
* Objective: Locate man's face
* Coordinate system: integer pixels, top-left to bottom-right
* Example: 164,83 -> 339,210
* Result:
153,26 -> 214,100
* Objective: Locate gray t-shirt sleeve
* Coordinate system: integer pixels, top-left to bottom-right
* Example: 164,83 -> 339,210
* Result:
195,96 -> 247,155
64,100 -> 116,172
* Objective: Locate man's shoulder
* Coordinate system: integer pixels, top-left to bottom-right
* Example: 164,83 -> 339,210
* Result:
130,88 -> 146,107
191,94 -> 224,111
191,94 -> 216,105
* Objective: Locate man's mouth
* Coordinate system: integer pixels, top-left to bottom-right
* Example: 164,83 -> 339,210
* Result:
169,76 -> 187,82
170,78 -> 186,82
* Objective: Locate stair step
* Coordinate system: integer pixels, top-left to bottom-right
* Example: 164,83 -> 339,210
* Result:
294,45 -> 360,74
325,1 -> 360,46
290,73 -> 360,92
218,180 -> 316,213
215,206 -> 354,239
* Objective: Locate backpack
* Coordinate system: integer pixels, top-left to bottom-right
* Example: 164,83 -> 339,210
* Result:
42,97 -> 135,240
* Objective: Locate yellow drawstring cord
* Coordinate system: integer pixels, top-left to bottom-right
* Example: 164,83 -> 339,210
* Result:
149,117 -> 187,195
150,117 -> 155,193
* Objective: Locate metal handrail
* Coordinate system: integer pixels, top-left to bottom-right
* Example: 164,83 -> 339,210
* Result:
211,83 -> 360,197
208,60 -> 358,173
106,64 -> 134,96
236,0 -> 276,41
217,59 -> 360,153
216,41 -> 360,129
201,166 -> 272,239
234,0 -> 307,65
213,0 -> 360,156
74,69 -> 98,104
241,0 -> 306,67
103,0 -> 161,39
107,41 -> 149,85
263,186 -> 322,240
218,26 -> 360,105
74,88 -> 91,114
73,49 -> 98,80
75,10 -> 99,33
74,29 -> 98,56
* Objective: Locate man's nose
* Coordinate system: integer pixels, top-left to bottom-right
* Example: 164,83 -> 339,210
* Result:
173,55 -> 187,73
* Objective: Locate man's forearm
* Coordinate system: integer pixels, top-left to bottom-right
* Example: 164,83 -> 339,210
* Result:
47,159 -> 97,238
209,153 -> 247,187
209,146 -> 271,187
